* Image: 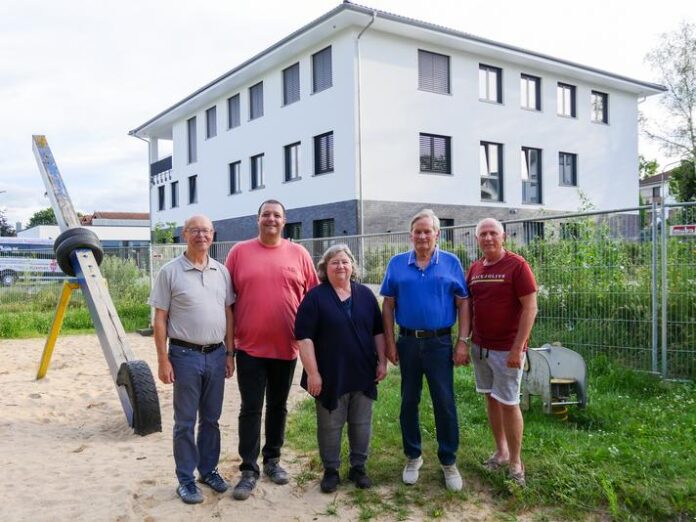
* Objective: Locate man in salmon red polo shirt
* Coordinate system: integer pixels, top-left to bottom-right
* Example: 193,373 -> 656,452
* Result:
466,217 -> 537,487
224,199 -> 318,501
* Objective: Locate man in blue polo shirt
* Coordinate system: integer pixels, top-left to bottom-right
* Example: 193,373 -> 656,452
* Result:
380,209 -> 470,491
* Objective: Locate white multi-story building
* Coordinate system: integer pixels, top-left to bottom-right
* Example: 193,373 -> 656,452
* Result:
130,2 -> 664,241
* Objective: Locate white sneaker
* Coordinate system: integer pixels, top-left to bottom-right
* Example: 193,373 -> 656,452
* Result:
402,456 -> 423,485
441,463 -> 463,491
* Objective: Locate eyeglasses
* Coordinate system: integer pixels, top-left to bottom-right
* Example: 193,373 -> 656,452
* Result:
187,228 -> 213,236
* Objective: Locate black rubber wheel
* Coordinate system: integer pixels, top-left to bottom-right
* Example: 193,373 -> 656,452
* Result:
53,228 -> 104,276
116,360 -> 162,436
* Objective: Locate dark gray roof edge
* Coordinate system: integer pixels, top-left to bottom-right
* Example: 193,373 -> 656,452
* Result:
129,3 -> 348,136
130,1 -> 665,136
345,1 -> 666,92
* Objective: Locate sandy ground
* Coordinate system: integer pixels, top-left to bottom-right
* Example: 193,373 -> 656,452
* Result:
0,334 -> 501,522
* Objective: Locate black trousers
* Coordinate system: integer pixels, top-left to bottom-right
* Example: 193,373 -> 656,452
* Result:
236,350 -> 297,474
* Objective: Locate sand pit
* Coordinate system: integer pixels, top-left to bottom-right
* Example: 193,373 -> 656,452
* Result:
0,334 -> 497,521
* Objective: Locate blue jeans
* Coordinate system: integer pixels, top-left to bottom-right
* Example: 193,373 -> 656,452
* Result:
397,335 -> 459,465
169,343 -> 226,486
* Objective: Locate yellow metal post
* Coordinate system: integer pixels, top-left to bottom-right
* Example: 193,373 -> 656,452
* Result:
36,281 -> 79,379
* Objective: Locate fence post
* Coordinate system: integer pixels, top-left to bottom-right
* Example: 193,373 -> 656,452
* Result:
651,202 -> 658,374
660,202 -> 668,378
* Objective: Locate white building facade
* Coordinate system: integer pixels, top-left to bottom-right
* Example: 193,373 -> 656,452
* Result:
131,3 -> 664,241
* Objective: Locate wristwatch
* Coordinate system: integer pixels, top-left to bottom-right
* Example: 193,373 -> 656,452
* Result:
458,336 -> 470,343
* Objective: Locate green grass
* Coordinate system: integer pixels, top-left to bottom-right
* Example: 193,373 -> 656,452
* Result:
286,357 -> 696,521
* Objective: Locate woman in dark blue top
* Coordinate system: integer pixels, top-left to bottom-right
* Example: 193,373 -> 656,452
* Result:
295,244 -> 387,493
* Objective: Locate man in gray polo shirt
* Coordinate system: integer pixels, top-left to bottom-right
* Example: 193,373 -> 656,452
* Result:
149,214 -> 235,504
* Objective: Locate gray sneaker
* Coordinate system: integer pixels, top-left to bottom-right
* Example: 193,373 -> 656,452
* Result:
232,470 -> 257,501
263,460 -> 289,485
177,482 -> 204,504
402,456 -> 423,485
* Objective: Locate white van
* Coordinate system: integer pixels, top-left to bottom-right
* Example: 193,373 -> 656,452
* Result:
0,238 -> 64,286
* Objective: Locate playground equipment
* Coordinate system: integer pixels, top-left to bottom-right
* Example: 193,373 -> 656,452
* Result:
33,135 -> 161,436
521,343 -> 588,418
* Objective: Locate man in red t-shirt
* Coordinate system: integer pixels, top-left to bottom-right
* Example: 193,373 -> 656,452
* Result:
225,200 -> 318,500
466,218 -> 537,487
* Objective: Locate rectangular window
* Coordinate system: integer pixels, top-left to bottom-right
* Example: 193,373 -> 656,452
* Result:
249,82 -> 264,120
227,94 -> 240,129
313,218 -> 335,238
479,64 -> 502,103
521,147 -> 542,204
418,49 -> 450,94
284,222 -> 302,240
171,181 -> 179,208
314,132 -> 334,175
419,133 -> 451,174
591,90 -> 608,123
652,186 -> 660,199
523,221 -> 545,243
250,154 -> 264,190
439,218 -> 454,244
187,116 -> 197,163
205,106 -> 217,138
283,63 -> 300,105
559,152 -> 578,186
557,82 -> 576,117
520,74 -> 541,110
157,185 -> 165,211
188,175 -> 197,204
284,142 -> 301,182
312,46 -> 332,93
229,161 -> 241,194
480,141 -> 504,201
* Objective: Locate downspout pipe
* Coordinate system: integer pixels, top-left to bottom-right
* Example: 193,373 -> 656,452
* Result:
355,10 -> 376,240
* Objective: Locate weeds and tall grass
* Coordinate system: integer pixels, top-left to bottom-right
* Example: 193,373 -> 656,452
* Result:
286,358 -> 696,521
0,255 -> 150,338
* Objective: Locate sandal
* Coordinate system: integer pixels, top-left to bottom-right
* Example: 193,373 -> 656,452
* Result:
483,455 -> 509,471
508,464 -> 526,487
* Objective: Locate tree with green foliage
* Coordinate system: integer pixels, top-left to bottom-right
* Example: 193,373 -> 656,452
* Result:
639,155 -> 659,179
26,207 -> 57,228
668,159 -> 696,201
0,209 -> 16,236
152,221 -> 176,244
643,22 -> 696,170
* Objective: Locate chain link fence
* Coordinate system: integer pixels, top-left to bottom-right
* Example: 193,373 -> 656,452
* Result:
2,204 -> 694,379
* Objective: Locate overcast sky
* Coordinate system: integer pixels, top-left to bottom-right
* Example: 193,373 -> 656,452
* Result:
1,0 -> 693,228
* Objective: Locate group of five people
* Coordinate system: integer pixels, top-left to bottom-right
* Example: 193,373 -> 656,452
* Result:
149,200 -> 537,504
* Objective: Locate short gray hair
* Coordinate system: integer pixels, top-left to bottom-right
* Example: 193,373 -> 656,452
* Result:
410,208 -> 440,233
316,244 -> 361,283
475,217 -> 504,237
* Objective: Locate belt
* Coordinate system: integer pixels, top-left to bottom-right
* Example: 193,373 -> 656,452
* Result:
399,327 -> 451,339
170,338 -> 223,353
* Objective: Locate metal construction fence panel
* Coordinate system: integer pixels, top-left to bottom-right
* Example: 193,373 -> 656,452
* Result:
1,203 -> 693,379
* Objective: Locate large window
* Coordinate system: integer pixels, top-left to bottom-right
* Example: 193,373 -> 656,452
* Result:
157,185 -> 165,211
249,82 -> 264,120
419,133 -> 451,174
284,142 -> 301,182
171,181 -> 179,208
520,74 -> 541,110
557,82 -> 576,117
284,222 -> 302,240
521,147 -> 542,204
439,218 -> 454,244
229,161 -> 241,194
188,175 -> 197,204
418,49 -> 450,94
480,141 -> 503,201
313,218 -> 335,238
591,90 -> 608,123
314,132 -> 334,175
523,221 -> 545,243
559,152 -> 578,186
283,63 -> 300,105
187,116 -> 197,163
227,94 -> 240,129
479,64 -> 502,103
312,46 -> 332,93
250,154 -> 264,190
205,106 -> 217,138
